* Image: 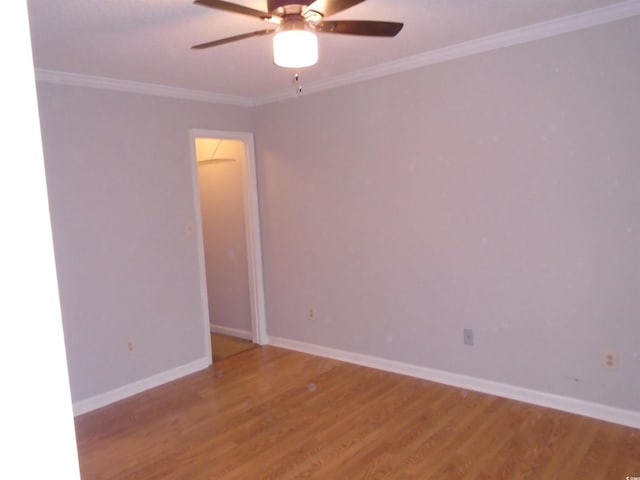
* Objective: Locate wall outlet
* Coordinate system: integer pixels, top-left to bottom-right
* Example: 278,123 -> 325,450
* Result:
604,351 -> 617,369
308,307 -> 316,321
127,340 -> 134,352
463,328 -> 474,346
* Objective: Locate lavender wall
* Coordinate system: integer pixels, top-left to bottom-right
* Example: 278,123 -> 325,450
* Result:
36,82 -> 252,402
253,17 -> 640,411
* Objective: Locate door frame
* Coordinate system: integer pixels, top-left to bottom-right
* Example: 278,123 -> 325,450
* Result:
188,129 -> 268,362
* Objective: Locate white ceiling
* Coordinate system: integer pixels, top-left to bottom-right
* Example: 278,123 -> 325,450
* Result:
26,0 -> 636,102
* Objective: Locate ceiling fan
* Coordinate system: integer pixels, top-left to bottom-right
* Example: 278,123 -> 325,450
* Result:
192,0 -> 404,68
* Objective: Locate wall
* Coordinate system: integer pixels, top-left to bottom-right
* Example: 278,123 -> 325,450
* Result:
253,16 -> 640,412
196,139 -> 252,334
0,2 -> 80,477
36,82 -> 253,404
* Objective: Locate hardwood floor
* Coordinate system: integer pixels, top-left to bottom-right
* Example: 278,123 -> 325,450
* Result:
75,346 -> 640,479
211,333 -> 256,361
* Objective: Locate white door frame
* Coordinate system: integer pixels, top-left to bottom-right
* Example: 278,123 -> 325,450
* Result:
188,129 -> 268,361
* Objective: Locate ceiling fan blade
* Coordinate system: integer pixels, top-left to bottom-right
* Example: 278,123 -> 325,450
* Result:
305,0 -> 366,18
191,29 -> 275,49
315,20 -> 403,37
193,0 -> 272,20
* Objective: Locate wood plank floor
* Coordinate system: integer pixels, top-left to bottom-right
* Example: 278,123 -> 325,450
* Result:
211,333 -> 256,362
75,346 -> 640,479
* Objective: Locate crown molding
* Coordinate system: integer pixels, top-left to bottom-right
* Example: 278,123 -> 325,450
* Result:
255,0 -> 640,105
34,69 -> 254,107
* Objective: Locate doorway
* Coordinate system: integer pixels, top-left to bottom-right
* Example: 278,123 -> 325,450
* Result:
189,130 -> 267,364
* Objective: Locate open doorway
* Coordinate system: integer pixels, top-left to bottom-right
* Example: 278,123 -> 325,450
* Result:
189,130 -> 267,363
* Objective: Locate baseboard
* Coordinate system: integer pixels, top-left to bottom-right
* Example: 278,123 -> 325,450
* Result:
210,324 -> 253,341
72,356 -> 210,416
269,336 -> 640,429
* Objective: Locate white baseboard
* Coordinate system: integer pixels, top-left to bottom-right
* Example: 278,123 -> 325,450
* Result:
72,356 -> 210,416
269,336 -> 640,429
210,324 -> 253,341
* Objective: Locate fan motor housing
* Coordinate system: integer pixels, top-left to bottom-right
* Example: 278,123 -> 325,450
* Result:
267,0 -> 314,13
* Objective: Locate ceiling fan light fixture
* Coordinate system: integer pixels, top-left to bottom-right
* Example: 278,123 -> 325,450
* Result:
273,28 -> 318,69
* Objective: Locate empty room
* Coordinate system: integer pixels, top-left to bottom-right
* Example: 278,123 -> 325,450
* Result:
3,0 -> 640,478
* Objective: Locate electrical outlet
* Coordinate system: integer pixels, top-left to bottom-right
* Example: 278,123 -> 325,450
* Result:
604,351 -> 617,369
308,307 -> 316,321
127,340 -> 134,352
463,328 -> 474,346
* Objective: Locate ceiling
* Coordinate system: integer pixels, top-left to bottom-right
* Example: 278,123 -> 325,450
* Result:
26,0 -> 635,102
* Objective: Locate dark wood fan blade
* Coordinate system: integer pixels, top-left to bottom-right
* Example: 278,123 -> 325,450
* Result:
315,20 -> 403,37
305,0 -> 366,18
193,0 -> 272,20
191,29 -> 275,49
